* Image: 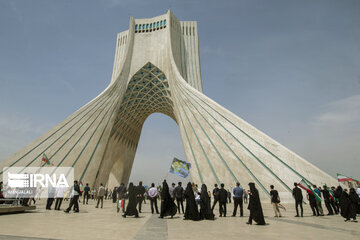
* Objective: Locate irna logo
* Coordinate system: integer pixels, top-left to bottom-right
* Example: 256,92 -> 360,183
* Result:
7,173 -> 69,188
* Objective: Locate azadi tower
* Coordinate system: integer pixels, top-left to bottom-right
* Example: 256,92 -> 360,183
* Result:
0,11 -> 337,200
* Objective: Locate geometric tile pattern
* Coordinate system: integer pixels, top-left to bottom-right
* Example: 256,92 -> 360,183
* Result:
111,62 -> 174,149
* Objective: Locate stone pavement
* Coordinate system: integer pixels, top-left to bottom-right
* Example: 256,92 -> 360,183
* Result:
0,198 -> 358,240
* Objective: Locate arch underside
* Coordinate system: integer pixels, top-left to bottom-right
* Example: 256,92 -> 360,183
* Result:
95,62 -> 176,187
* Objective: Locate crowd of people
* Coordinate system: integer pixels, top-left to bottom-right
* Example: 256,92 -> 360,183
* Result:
1,180 -> 359,224
58,180 -> 360,225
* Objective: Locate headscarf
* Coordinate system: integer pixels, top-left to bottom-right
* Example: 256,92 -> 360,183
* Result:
161,180 -> 170,200
129,182 -> 134,191
247,182 -> 265,225
160,180 -> 177,217
200,184 -> 208,203
199,183 -> 214,220
185,182 -> 193,197
124,182 -> 139,216
184,182 -> 201,221
128,182 -> 135,199
249,182 -> 256,193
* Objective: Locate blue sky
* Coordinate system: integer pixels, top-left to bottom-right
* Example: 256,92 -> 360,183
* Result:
0,0 -> 359,184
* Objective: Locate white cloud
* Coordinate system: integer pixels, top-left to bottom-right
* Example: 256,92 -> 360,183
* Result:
314,94 -> 360,125
0,114 -> 45,135
295,94 -> 360,178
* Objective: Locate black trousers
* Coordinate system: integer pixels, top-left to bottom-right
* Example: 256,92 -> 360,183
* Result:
211,198 -> 219,211
137,197 -> 143,212
233,197 -> 243,216
219,202 -> 227,216
295,201 -> 303,216
176,198 -> 184,213
150,197 -> 159,213
310,202 -> 319,216
324,200 -> 334,215
334,199 -> 340,213
330,201 -> 338,214
66,195 -> 79,212
55,198 -> 63,210
96,196 -> 104,208
83,192 -> 89,204
46,198 -> 54,209
22,198 -> 29,206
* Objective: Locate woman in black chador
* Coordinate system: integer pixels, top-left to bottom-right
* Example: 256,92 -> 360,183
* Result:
345,188 -> 359,222
159,180 -> 177,218
246,182 -> 266,225
199,184 -> 215,220
184,182 -> 201,221
122,182 -> 139,218
339,189 -> 350,220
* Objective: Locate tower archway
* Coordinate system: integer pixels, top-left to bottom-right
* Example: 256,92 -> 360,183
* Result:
95,62 -> 177,187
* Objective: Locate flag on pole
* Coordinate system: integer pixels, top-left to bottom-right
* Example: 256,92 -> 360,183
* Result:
337,173 -> 359,183
297,179 -> 321,202
42,153 -> 50,165
169,158 -> 191,178
278,203 -> 287,211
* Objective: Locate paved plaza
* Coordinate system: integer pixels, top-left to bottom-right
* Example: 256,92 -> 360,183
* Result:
0,199 -> 358,240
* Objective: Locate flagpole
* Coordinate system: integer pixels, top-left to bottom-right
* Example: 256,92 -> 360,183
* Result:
164,171 -> 169,180
165,157 -> 176,180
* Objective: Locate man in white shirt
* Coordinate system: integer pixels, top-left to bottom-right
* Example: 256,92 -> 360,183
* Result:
55,184 -> 67,210
169,183 -> 176,201
195,186 -> 201,206
148,183 -> 159,214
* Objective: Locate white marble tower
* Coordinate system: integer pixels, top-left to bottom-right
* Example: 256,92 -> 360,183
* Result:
0,11 -> 338,200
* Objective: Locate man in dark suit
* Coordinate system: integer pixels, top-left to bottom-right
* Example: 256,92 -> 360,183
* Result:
218,183 -> 228,217
83,183 -> 90,205
136,181 -> 146,213
64,180 -> 81,213
174,182 -> 184,214
293,182 -> 303,217
211,184 -> 219,211
322,185 -> 335,215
